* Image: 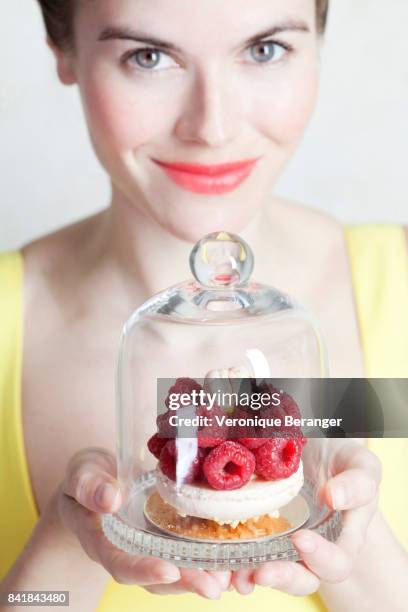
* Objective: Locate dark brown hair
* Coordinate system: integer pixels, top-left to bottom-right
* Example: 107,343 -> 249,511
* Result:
37,0 -> 329,50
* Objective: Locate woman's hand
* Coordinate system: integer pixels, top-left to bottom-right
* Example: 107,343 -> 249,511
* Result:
231,440 -> 382,596
57,447 -> 231,599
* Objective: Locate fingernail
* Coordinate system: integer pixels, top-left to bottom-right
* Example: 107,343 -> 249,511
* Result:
217,570 -> 232,589
95,483 -> 119,509
330,483 -> 348,509
294,532 -> 317,553
161,570 -> 181,583
197,588 -> 220,600
255,572 -> 274,587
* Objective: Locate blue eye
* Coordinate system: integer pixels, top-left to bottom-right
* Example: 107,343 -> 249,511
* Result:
247,41 -> 288,64
122,40 -> 291,74
125,48 -> 177,71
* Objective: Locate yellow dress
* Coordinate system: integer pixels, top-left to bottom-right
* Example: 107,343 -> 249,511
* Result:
0,225 -> 407,611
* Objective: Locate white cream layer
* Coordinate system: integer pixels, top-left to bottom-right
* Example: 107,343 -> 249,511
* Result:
155,461 -> 303,525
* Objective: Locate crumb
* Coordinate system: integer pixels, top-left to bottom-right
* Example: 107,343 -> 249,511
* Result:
145,491 -> 291,540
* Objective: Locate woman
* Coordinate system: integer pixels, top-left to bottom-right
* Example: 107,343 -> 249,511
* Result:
1,0 -> 407,610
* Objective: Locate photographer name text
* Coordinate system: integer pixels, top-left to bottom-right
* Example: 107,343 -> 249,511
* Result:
166,412 -> 342,430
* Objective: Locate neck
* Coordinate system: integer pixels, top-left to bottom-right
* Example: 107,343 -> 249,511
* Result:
93,184 -> 273,304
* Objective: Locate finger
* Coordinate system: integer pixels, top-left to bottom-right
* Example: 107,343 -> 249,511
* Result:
93,518 -> 181,585
253,561 -> 320,596
325,444 -> 382,510
206,570 -> 232,591
231,568 -> 255,595
62,448 -> 122,514
59,491 -> 181,585
146,568 -> 223,599
291,478 -> 380,584
335,495 -> 379,559
144,584 -> 191,596
145,579 -> 219,599
108,554 -> 181,586
291,529 -> 351,583
57,484 -> 103,554
330,441 -> 382,481
325,468 -> 379,511
176,568 -> 222,599
95,520 -> 180,585
97,537 -> 181,586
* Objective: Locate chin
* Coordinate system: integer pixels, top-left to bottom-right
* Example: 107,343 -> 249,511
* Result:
156,204 -> 257,244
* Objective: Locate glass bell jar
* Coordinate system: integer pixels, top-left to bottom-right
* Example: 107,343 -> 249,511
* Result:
101,231 -> 342,570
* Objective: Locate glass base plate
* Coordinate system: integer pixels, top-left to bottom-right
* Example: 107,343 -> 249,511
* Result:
101,470 -> 342,571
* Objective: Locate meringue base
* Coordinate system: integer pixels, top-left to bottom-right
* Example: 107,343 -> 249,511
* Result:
145,491 -> 292,541
155,462 -> 304,524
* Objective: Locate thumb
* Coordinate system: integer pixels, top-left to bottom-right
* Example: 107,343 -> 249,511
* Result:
62,447 -> 122,514
324,443 -> 381,510
326,468 -> 378,510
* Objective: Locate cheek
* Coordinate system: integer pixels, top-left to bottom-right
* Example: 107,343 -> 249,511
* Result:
78,69 -> 176,153
249,58 -> 319,148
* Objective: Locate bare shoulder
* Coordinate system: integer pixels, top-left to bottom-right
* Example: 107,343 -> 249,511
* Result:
270,195 -> 344,234
272,202 -> 408,258
265,196 -> 346,264
260,197 -> 352,306
20,212 -> 103,312
20,213 -> 117,512
21,212 -> 101,274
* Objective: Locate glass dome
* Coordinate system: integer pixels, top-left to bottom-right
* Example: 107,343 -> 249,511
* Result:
101,231 -> 341,570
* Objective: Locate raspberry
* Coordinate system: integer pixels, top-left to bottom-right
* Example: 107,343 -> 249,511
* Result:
157,404 -> 198,437
268,427 -> 308,450
203,441 -> 255,490
226,407 -> 266,449
147,433 -> 168,459
257,383 -> 301,421
165,377 -> 203,409
280,391 -> 301,421
255,437 -> 301,480
197,404 -> 228,447
260,400 -> 302,439
159,440 -> 206,483
156,411 -> 175,438
239,437 -> 268,450
257,405 -> 290,441
194,447 -> 213,482
227,407 -> 254,439
256,382 -> 279,406
197,435 -> 225,448
157,404 -> 227,447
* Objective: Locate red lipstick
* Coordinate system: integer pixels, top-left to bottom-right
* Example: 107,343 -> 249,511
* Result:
151,158 -> 259,195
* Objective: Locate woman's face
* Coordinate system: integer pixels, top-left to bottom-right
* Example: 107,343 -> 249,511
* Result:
63,0 -> 320,241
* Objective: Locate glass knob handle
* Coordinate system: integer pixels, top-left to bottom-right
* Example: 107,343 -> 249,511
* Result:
189,231 -> 254,289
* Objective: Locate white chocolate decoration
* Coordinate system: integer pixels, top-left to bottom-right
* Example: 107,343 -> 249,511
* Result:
204,365 -> 251,408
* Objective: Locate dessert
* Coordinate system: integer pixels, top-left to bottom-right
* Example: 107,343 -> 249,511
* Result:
102,232 -> 337,566
146,377 -> 306,540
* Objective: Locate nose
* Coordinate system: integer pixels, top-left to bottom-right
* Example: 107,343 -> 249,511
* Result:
174,67 -> 238,147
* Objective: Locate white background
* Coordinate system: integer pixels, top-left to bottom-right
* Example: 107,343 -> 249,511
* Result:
1,0 -> 407,251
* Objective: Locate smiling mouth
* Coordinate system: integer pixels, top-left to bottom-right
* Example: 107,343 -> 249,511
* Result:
151,158 -> 260,195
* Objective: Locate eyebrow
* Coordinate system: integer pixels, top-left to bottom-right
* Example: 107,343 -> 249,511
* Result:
98,19 -> 310,51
